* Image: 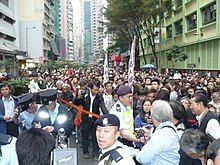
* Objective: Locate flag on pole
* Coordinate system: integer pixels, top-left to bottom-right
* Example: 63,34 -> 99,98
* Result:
128,36 -> 136,87
103,53 -> 109,83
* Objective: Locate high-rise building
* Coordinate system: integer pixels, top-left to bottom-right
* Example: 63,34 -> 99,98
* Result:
67,0 -> 74,61
0,0 -> 19,75
140,0 -> 220,71
18,0 -> 59,63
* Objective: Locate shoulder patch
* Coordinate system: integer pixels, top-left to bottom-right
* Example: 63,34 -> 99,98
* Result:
110,150 -> 123,163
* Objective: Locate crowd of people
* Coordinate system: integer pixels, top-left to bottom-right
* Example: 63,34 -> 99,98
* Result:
0,66 -> 220,165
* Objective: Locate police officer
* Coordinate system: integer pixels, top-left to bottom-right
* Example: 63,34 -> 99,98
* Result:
33,89 -> 73,136
0,133 -> 19,165
95,114 -> 136,165
14,93 -> 40,130
110,85 -> 145,146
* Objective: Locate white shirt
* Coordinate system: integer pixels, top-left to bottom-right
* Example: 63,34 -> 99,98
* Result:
197,110 -> 220,139
0,137 -> 19,165
2,96 -> 15,118
99,141 -> 136,165
28,79 -> 40,93
89,92 -> 96,117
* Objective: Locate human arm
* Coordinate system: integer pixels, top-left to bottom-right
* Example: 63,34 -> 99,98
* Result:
206,119 -> 220,139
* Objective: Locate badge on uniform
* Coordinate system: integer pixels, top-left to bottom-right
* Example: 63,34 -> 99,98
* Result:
116,104 -> 121,112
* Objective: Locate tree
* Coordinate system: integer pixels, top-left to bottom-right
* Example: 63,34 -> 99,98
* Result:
166,45 -> 188,69
104,0 -> 172,69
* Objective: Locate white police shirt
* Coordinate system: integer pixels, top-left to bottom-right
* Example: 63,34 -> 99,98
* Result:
99,141 -> 136,165
0,137 -> 19,165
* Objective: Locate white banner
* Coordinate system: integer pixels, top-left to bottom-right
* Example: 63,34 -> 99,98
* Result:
128,36 -> 136,87
103,53 -> 109,83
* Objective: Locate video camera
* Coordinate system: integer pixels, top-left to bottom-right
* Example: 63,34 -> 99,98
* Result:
135,125 -> 152,139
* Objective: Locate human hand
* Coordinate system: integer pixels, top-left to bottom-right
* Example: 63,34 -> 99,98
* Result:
42,126 -> 54,133
4,115 -> 11,121
34,122 -> 42,129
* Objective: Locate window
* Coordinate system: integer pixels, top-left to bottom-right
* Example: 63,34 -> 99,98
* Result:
202,3 -> 216,25
187,12 -> 197,31
175,19 -> 183,35
166,25 -> 172,39
176,0 -> 183,8
0,0 -> 9,7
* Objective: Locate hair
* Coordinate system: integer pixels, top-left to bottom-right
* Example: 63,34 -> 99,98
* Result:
0,82 -> 11,89
87,80 -> 100,89
206,138 -> 220,162
151,100 -> 173,123
104,81 -> 112,88
180,128 -> 209,154
169,100 -> 185,121
140,99 -> 152,122
151,77 -> 160,85
16,128 -> 55,165
138,87 -> 147,96
192,93 -> 208,107
154,89 -> 170,101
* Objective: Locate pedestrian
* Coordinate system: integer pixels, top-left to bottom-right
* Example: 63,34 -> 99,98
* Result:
206,138 -> 220,165
16,128 -> 55,165
74,81 -> 108,160
0,83 -> 19,137
95,114 -> 136,165
136,100 -> 180,165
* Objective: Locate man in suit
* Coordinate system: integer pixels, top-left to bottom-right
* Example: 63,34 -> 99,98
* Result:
74,80 -> 108,160
0,83 -> 19,137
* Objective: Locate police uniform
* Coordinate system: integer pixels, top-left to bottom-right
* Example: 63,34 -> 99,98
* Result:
0,133 -> 19,165
17,93 -> 39,130
33,89 -> 73,136
95,114 -> 136,165
110,86 -> 134,143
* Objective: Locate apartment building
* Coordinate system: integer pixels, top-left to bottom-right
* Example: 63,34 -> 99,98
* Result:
140,0 -> 220,71
0,0 -> 19,75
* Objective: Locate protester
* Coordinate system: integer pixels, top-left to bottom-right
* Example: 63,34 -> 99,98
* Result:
180,128 -> 210,165
74,81 -> 108,160
206,138 -> 220,165
16,128 -> 55,165
136,100 -> 180,165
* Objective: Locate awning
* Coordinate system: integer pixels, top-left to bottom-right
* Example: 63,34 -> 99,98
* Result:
50,40 -> 59,56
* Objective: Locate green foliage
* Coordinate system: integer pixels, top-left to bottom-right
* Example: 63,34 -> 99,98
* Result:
5,77 -> 30,96
104,0 -> 173,69
166,45 -> 188,68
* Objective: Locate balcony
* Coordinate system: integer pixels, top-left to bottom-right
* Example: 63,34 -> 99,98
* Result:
0,19 -> 15,38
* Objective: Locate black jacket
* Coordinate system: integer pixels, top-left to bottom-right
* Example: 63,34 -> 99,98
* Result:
74,91 -> 108,120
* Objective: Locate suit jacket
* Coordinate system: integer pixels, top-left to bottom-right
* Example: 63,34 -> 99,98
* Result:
74,90 -> 108,120
0,96 -> 18,134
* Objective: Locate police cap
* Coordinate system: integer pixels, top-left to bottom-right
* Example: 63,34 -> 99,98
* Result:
39,89 -> 57,105
116,85 -> 132,96
95,114 -> 120,128
18,93 -> 35,111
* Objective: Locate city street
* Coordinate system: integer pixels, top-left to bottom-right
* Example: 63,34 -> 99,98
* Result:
70,135 -> 98,165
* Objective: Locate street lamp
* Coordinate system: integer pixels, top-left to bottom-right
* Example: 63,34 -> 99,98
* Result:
26,26 -> 36,57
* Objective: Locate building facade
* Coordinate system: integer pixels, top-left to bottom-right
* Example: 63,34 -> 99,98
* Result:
140,0 -> 220,71
18,0 -> 58,64
0,0 -> 20,75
